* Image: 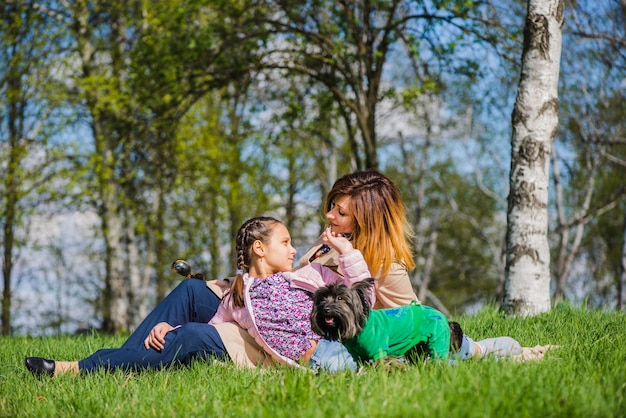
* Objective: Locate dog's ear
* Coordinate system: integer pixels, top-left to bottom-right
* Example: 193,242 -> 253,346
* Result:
351,278 -> 374,318
310,285 -> 334,338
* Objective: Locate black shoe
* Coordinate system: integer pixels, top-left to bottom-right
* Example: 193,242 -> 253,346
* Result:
25,357 -> 55,377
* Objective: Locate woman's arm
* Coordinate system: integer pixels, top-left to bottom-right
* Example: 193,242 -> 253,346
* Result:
373,262 -> 419,309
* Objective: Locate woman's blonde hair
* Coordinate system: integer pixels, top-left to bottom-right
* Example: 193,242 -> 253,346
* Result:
324,170 -> 415,278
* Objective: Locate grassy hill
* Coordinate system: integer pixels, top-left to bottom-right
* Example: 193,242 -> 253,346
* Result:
2,303 -> 624,417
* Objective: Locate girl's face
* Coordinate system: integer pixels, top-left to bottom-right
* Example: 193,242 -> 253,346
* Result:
325,194 -> 355,235
258,223 -> 297,273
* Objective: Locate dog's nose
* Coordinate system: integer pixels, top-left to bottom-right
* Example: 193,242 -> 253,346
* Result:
323,306 -> 331,315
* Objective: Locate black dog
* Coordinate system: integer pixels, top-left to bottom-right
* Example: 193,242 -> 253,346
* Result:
311,278 -> 374,342
311,278 -> 452,363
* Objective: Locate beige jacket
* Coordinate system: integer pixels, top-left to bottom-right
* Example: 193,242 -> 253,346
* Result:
205,282 -> 274,368
298,236 -> 419,309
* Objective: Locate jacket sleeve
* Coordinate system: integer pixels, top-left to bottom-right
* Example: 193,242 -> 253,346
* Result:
337,250 -> 376,307
337,250 -> 373,286
291,250 -> 369,285
292,249 -> 376,307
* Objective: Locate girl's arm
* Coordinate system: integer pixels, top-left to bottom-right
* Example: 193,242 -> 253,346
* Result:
291,247 -> 375,306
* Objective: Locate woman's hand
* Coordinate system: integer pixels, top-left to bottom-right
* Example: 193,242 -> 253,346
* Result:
144,322 -> 174,351
210,278 -> 232,290
322,227 -> 354,254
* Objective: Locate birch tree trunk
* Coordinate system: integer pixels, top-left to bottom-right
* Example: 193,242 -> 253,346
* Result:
503,0 -> 564,315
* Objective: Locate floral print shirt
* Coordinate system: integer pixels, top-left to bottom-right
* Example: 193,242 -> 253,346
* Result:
249,273 -> 319,361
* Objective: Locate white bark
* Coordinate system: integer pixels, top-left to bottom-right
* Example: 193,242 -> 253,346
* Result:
503,0 -> 564,315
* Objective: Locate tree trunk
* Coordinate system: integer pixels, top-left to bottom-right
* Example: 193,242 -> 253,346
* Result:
2,41 -> 28,335
503,0 -> 564,315
72,4 -> 134,333
418,225 -> 438,303
1,101 -> 21,336
617,209 -> 626,309
97,140 -> 128,332
126,208 -> 151,331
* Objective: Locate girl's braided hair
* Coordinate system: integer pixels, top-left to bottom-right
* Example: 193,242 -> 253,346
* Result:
229,216 -> 282,308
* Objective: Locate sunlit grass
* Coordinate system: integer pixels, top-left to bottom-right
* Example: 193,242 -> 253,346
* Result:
2,303 -> 625,417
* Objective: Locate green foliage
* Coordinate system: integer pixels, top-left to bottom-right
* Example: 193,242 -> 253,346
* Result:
131,0 -> 267,117
388,154 -> 503,311
4,0 -> 626,333
2,305 -> 625,417
165,85 -> 288,278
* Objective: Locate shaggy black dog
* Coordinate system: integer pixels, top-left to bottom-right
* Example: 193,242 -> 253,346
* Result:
310,278 -> 374,342
311,278 -> 454,363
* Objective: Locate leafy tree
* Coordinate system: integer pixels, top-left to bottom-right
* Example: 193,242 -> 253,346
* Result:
260,0 -> 492,170
261,74 -> 355,237
25,0 -> 269,332
548,0 -> 626,307
168,82 -> 280,287
0,1 -> 69,335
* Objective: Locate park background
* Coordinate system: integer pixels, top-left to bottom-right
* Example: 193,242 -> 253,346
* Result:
1,0 -> 625,337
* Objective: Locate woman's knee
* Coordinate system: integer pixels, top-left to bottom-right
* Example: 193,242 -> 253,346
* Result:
173,323 -> 226,352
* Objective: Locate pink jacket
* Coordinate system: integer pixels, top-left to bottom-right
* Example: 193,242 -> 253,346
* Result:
209,249 -> 374,367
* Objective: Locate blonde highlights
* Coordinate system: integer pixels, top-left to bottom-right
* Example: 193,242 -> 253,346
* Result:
324,170 -> 415,279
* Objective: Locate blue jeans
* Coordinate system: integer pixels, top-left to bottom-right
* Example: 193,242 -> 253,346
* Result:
78,279 -> 225,373
309,339 -> 357,373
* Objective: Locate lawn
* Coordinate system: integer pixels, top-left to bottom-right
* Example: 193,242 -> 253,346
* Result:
1,303 -> 624,417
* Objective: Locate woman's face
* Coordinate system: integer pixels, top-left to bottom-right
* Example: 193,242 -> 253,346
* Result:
325,194 -> 355,235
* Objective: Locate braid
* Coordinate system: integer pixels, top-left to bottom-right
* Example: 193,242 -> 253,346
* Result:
229,216 -> 282,308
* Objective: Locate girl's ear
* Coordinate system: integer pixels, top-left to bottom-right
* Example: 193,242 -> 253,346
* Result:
251,240 -> 264,257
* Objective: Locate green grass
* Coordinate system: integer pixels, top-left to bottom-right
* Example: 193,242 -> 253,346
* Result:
2,303 -> 625,417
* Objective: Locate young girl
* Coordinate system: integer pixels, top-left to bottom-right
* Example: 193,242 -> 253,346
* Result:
25,216 -> 373,375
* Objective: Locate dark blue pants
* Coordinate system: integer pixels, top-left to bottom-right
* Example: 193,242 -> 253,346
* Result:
78,279 -> 227,373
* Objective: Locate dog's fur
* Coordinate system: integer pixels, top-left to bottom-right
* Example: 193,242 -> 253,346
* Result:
311,278 -> 458,363
310,278 -> 374,342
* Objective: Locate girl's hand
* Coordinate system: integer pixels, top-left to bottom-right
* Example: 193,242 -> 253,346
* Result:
322,227 -> 354,254
144,322 -> 174,351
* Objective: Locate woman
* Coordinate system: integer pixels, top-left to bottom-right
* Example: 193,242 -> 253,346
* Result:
299,169 -> 417,308
25,170 -> 419,374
